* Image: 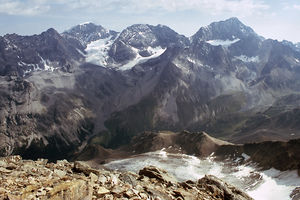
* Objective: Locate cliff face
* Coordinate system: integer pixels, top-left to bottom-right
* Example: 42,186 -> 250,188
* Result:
216,138 -> 300,173
0,155 -> 253,200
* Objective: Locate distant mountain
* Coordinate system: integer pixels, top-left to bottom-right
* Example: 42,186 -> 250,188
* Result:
0,28 -> 84,76
0,18 -> 300,160
295,42 -> 300,52
107,24 -> 189,66
192,17 -> 260,42
62,22 -> 118,46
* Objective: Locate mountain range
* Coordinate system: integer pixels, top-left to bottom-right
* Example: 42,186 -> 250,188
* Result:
1,17 -> 300,160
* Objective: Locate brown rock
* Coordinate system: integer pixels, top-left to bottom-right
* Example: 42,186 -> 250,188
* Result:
98,174 -> 107,185
53,169 -> 66,178
110,185 -> 125,198
124,189 -> 136,198
0,156 -> 255,200
97,187 -> 110,195
0,167 -> 12,173
139,192 -> 148,199
73,161 -> 99,176
49,180 -> 91,200
139,166 -> 177,184
0,187 -> 6,194
103,194 -> 114,200
290,187 -> 300,200
89,172 -> 98,183
198,175 -> 253,200
0,160 -> 7,168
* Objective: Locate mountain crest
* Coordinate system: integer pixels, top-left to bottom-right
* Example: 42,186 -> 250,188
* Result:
62,22 -> 117,46
192,17 -> 259,43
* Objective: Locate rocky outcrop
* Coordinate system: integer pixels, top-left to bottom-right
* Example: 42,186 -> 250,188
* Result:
62,22 -> 118,46
216,138 -> 300,172
291,187 -> 300,200
0,28 -> 84,76
123,130 -> 231,157
0,155 -> 252,200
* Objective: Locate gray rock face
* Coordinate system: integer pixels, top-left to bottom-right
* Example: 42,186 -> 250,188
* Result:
62,22 -> 118,46
1,18 -> 300,159
192,17 -> 260,42
198,175 -> 253,200
0,28 -> 85,76
108,24 -> 189,64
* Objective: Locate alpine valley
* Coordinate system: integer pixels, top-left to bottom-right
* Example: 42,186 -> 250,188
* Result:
1,18 -> 300,200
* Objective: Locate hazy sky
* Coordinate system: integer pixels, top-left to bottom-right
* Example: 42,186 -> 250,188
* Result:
0,0 -> 299,43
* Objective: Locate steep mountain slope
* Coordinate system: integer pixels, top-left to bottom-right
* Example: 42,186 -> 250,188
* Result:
62,22 -> 118,46
104,18 -> 300,145
107,24 -> 189,67
0,28 -> 84,76
0,18 -> 300,160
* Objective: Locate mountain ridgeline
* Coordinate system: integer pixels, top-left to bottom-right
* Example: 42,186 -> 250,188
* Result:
0,17 -> 300,160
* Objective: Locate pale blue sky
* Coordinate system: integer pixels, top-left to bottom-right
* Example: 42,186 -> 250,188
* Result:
0,0 -> 300,43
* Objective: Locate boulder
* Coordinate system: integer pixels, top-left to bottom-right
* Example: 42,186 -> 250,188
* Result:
198,175 -> 253,200
139,166 -> 177,184
73,161 -> 99,176
290,187 -> 300,200
0,156 -> 255,200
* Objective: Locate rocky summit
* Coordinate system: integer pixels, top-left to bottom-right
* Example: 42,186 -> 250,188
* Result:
0,156 -> 252,200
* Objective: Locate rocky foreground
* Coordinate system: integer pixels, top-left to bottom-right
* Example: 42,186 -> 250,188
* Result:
0,156 -> 253,200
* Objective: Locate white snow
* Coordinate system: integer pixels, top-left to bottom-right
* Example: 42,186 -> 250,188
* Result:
247,168 -> 300,200
18,61 -> 42,76
79,22 -> 91,26
18,61 -> 39,68
241,153 -> 250,161
207,38 -> 240,47
38,54 -> 57,71
234,55 -> 260,63
85,36 -> 114,66
105,150 -> 300,200
4,38 -> 19,50
76,48 -> 86,56
295,58 -> 299,63
187,57 -> 198,64
120,46 -> 166,71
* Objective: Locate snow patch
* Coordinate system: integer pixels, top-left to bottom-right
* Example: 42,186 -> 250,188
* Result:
38,55 -> 57,71
295,58 -> 299,63
79,22 -> 91,26
235,55 -> 260,63
18,61 -> 42,76
241,153 -> 250,161
120,46 -> 166,71
85,36 -> 114,66
248,168 -> 300,200
76,48 -> 86,56
207,39 -> 240,47
4,38 -> 19,50
187,57 -> 198,64
105,151 -> 300,200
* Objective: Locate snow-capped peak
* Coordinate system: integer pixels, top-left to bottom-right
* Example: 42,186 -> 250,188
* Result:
79,22 -> 92,26
206,39 -> 240,47
120,46 -> 166,71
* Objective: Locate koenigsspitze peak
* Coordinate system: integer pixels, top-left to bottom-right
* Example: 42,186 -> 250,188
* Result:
62,22 -> 118,46
192,17 -> 260,42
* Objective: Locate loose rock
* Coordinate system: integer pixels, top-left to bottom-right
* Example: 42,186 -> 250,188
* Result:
0,155 -> 253,200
